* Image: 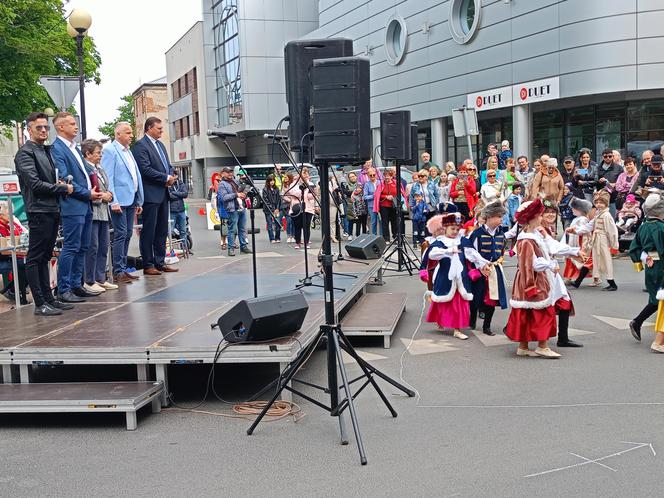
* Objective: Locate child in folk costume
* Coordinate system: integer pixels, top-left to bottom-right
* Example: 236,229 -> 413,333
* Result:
505,199 -> 561,358
420,213 -> 448,294
540,199 -> 586,347
423,212 -> 473,340
628,190 -> 664,352
567,189 -> 619,291
463,202 -> 509,336
564,197 -> 594,285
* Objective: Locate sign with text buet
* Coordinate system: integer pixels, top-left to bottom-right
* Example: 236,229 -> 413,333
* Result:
513,77 -> 560,105
466,86 -> 513,112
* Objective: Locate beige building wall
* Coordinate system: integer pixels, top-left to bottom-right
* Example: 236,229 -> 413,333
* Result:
132,78 -> 170,144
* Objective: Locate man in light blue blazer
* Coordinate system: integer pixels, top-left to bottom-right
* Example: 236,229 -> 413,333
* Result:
101,121 -> 144,284
50,112 -> 104,303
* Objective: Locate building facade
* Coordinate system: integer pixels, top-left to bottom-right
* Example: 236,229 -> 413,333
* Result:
132,77 -> 170,145
303,0 -> 664,166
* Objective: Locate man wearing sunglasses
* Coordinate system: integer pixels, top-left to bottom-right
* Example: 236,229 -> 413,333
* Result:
15,112 -> 75,316
597,148 -> 622,217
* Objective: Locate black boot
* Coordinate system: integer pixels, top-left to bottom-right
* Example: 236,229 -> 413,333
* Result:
570,267 -> 590,288
482,307 -> 496,336
603,279 -> 618,291
557,310 -> 582,347
630,303 -> 658,341
469,303 -> 478,330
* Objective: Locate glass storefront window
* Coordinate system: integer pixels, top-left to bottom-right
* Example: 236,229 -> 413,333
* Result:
212,0 -> 242,127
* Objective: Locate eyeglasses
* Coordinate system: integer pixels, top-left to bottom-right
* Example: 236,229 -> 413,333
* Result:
368,174 -> 376,177
487,174 -> 496,178
603,154 -> 613,158
34,125 -> 50,131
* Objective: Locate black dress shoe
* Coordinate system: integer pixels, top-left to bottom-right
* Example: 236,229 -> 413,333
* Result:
57,291 -> 86,303
34,303 -> 63,316
48,300 -> 74,310
557,340 -> 583,348
483,329 -> 496,336
73,287 -> 100,298
629,320 -> 641,342
602,285 -> 618,291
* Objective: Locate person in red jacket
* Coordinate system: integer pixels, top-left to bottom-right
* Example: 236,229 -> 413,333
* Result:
449,164 -> 477,219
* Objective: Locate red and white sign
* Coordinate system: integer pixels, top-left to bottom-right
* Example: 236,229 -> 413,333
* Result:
0,175 -> 20,194
513,77 -> 560,105
467,86 -> 512,112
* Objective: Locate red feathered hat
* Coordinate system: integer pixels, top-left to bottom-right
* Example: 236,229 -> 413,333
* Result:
514,198 -> 545,225
441,212 -> 464,227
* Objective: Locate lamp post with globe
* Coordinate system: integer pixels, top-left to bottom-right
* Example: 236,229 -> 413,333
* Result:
67,9 -> 92,139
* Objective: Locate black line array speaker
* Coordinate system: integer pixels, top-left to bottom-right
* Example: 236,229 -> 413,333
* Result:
215,291 -> 309,343
311,56 -> 371,164
403,124 -> 419,166
380,110 -> 412,161
345,234 -> 387,260
284,38 -> 354,151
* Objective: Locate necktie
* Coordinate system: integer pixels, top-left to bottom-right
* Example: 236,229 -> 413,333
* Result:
155,141 -> 168,171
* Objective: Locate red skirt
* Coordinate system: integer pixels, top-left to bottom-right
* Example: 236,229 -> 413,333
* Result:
505,306 -> 557,342
426,292 -> 470,329
563,255 -> 593,280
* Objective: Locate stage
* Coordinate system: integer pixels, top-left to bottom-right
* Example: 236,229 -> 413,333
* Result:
0,251 -> 384,406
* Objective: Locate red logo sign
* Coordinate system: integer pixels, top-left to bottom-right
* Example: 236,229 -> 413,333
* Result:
2,183 -> 19,193
476,96 -> 483,108
178,152 -> 186,160
520,88 -> 528,101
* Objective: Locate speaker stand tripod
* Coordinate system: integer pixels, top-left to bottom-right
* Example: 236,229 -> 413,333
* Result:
247,160 -> 415,465
381,161 -> 420,275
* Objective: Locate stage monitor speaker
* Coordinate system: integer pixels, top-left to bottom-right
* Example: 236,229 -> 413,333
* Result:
284,39 -> 354,151
403,124 -> 419,166
215,291 -> 309,343
345,234 -> 386,260
311,57 -> 371,164
380,110 -> 411,161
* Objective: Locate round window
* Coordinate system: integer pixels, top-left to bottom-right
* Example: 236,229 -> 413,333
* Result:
385,16 -> 407,66
449,0 -> 481,44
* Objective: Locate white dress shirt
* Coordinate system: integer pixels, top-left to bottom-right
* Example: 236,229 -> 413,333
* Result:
57,135 -> 91,189
118,143 -> 139,192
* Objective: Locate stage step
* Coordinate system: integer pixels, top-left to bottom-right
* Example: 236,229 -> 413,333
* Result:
341,292 -> 407,348
0,381 -> 163,430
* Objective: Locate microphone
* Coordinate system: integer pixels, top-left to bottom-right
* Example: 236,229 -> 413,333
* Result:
263,133 -> 288,140
207,130 -> 237,138
65,175 -> 73,185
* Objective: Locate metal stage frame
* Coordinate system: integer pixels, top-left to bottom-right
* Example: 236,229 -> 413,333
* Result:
0,255 -> 385,408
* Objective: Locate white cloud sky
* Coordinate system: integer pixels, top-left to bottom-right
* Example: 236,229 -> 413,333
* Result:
65,0 -> 202,139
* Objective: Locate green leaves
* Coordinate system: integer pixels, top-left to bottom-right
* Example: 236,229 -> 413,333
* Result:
0,0 -> 102,129
98,95 -> 135,141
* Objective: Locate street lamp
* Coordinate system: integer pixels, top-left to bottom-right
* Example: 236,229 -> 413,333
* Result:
67,8 -> 92,139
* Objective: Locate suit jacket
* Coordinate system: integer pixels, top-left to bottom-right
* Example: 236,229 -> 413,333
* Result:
132,135 -> 173,204
14,140 -> 69,214
101,140 -> 144,208
50,137 -> 92,216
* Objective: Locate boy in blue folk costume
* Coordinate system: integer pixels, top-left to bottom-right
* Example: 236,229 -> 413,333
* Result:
422,211 -> 473,340
463,201 -> 509,336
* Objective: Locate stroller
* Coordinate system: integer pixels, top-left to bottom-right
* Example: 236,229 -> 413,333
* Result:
618,212 -> 642,252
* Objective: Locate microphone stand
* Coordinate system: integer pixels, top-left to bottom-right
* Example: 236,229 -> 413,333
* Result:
218,137 -> 280,298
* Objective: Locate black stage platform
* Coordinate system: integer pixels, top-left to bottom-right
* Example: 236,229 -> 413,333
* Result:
0,252 -> 383,405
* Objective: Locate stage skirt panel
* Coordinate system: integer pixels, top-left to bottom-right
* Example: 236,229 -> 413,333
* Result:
505,306 -> 557,342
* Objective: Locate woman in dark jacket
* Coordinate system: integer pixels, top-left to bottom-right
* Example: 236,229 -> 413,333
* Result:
262,174 -> 282,243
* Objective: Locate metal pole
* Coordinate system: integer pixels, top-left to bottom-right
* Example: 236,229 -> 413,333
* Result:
76,34 -> 87,140
7,200 -> 21,308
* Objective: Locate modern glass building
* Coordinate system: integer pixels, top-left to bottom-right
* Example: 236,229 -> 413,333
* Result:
303,0 -> 664,165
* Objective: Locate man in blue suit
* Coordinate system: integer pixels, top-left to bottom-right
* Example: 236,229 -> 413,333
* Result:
50,112 -> 104,303
131,116 -> 178,274
101,121 -> 144,284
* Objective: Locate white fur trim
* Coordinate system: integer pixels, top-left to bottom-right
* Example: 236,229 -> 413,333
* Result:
509,296 -> 553,309
430,277 -> 473,303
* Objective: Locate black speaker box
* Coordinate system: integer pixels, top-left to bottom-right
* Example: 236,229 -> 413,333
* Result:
403,124 -> 419,166
380,110 -> 412,161
284,39 -> 353,151
345,234 -> 386,260
216,291 -> 309,343
311,57 -> 371,164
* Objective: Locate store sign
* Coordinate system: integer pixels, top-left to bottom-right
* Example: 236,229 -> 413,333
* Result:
467,86 -> 512,112
513,77 -> 559,105
0,175 -> 20,194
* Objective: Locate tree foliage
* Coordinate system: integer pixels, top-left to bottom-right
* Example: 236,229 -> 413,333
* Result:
98,95 -> 135,141
0,0 -> 102,129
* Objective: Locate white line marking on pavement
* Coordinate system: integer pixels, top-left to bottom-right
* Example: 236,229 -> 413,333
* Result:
593,315 -> 654,330
525,441 -> 656,478
569,452 -> 616,472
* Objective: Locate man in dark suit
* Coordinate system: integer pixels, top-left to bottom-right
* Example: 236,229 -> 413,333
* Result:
14,112 -> 76,315
131,116 -> 178,274
50,112 -> 104,303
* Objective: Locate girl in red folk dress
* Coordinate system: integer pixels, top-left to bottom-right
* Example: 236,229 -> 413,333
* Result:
505,199 -> 561,358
